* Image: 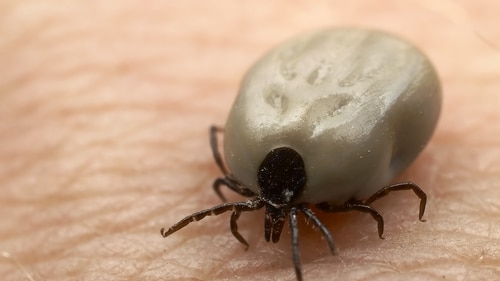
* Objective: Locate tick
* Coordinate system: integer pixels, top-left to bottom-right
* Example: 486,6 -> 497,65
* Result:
161,27 -> 441,281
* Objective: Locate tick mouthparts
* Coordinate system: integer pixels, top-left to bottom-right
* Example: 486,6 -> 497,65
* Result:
265,207 -> 286,243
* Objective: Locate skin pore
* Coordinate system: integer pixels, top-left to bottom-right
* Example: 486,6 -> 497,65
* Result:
1,1 -> 499,280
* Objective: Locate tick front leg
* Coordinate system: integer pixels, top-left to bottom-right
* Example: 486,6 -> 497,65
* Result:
160,199 -> 265,238
230,210 -> 249,250
289,207 -> 303,281
299,206 -> 336,255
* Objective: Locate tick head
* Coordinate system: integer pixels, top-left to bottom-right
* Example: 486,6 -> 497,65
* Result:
257,147 -> 306,242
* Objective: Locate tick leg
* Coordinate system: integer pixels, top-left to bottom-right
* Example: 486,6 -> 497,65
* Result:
210,125 -> 228,175
364,181 -> 427,221
161,199 -> 265,238
230,210 -> 249,250
289,207 -> 303,281
316,200 -> 385,239
213,177 -> 256,202
299,206 -> 336,255
210,125 -> 256,201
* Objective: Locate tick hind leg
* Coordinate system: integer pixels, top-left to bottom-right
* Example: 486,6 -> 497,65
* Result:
316,181 -> 428,239
210,126 -> 229,175
210,126 -> 255,201
364,181 -> 427,221
316,199 -> 386,239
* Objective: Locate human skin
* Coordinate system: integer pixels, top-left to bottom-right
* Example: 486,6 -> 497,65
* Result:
1,1 -> 499,281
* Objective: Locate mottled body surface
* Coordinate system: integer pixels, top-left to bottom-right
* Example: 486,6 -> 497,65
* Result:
224,28 -> 441,204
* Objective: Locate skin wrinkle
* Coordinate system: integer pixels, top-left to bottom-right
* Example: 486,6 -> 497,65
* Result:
1,119 -> 135,189
1,1 -> 499,281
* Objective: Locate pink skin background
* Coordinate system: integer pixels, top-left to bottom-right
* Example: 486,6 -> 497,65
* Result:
1,1 -> 499,280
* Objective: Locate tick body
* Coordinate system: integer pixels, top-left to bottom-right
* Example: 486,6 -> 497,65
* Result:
161,27 -> 441,281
